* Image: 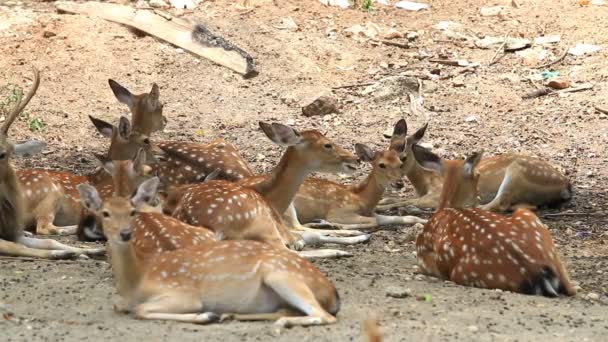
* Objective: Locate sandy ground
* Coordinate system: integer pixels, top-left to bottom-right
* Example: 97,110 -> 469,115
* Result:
1,0 -> 607,341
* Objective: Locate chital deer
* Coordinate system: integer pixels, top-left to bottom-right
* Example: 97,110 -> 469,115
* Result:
0,67 -> 103,258
170,122 -> 368,258
108,79 -> 166,136
89,115 -> 157,163
109,78 -> 253,183
18,149 -> 152,236
415,150 -> 576,296
377,119 -> 572,212
289,122 -> 426,231
78,177 -> 341,327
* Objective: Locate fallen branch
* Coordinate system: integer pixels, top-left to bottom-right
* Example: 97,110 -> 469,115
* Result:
595,106 -> 608,115
489,31 -> 510,66
55,1 -> 258,78
428,59 -> 470,67
522,88 -> 553,99
534,48 -> 568,69
372,39 -> 410,49
439,63 -> 480,80
550,83 -> 594,95
331,82 -> 376,90
540,212 -> 606,219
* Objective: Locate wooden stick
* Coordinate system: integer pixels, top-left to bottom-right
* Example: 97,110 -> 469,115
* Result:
540,212 -> 606,219
595,106 -> 608,114
428,59 -> 470,67
55,1 -> 258,78
439,63 -> 480,80
534,48 -> 568,69
372,39 -> 410,49
489,31 -> 510,66
550,83 -> 593,95
331,82 -> 376,90
522,88 -> 553,99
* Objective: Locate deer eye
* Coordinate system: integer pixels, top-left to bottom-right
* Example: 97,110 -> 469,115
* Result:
399,155 -> 406,162
324,144 -> 332,149
379,163 -> 386,169
0,152 -> 5,160
102,211 -> 111,218
143,138 -> 151,145
130,210 -> 137,217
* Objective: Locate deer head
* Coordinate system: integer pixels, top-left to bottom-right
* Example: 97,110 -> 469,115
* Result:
389,119 -> 429,177
355,143 -> 405,186
78,177 -> 161,245
259,122 -> 357,174
89,115 -> 157,163
414,149 -> 483,208
108,79 -> 166,136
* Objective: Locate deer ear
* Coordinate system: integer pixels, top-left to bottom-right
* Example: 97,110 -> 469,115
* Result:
354,143 -> 376,162
118,116 -> 131,140
131,177 -> 160,208
148,83 -> 160,108
89,115 -> 114,138
389,119 -> 407,152
412,144 -> 442,173
132,148 -> 146,173
13,140 -> 46,157
463,151 -> 483,177
259,122 -> 302,146
108,79 -> 134,109
409,123 -> 428,145
77,184 -> 102,212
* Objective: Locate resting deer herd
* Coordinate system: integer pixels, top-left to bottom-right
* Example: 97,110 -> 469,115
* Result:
1,67 -> 576,330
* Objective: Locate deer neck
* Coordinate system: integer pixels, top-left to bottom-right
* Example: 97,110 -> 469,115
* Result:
0,167 -> 25,242
108,241 -> 144,299
405,164 -> 442,196
87,167 -> 111,185
258,147 -> 312,215
350,171 -> 387,212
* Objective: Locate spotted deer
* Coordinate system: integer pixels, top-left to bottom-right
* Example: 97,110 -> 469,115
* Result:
170,122 -> 367,258
287,121 -> 426,232
0,67 -> 103,258
108,78 -> 253,183
89,115 -> 157,163
415,150 -> 576,296
377,119 -> 572,212
18,148 -> 152,236
108,79 -> 166,136
77,177 -> 341,326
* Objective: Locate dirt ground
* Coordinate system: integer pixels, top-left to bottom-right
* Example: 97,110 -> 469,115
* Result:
1,0 -> 607,341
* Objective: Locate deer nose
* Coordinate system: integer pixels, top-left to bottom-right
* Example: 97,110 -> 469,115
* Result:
119,228 -> 132,242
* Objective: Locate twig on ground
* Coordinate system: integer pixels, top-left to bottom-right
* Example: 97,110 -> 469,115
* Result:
332,82 -> 376,90
534,48 -> 568,69
372,39 -> 410,49
595,106 -> 608,115
489,31 -> 511,66
439,63 -> 480,80
522,88 -> 553,99
550,83 -> 593,95
540,212 -> 606,219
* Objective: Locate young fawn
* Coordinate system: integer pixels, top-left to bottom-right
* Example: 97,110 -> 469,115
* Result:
0,67 -> 103,258
89,115 -> 157,163
18,148 -> 152,236
170,122 -> 366,257
415,150 -> 576,296
291,121 -> 426,231
109,78 -> 253,183
377,119 -> 572,212
108,79 -> 166,136
78,177 -> 341,327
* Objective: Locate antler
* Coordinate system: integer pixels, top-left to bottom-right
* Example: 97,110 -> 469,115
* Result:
2,66 -> 40,135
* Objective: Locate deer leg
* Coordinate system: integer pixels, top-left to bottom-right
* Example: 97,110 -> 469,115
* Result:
0,239 -> 75,259
18,236 -> 105,256
297,249 -> 353,259
220,309 -> 300,322
264,272 -> 337,327
298,231 -> 370,246
134,294 -> 220,324
376,214 -> 427,226
376,194 -> 439,212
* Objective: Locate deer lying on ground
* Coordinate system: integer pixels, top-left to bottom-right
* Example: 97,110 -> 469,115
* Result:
18,143 -> 152,236
377,119 -> 572,212
415,149 -> 576,296
0,67 -> 103,258
78,177 -> 341,326
89,115 -> 157,163
108,78 -> 253,183
285,120 -> 426,232
170,122 -> 368,258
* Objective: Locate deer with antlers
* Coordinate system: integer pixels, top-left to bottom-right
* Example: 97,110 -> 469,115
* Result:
0,67 -> 103,258
377,119 -> 572,212
414,149 -> 576,296
78,177 -> 341,326
167,122 -> 368,258
281,120 -> 426,232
